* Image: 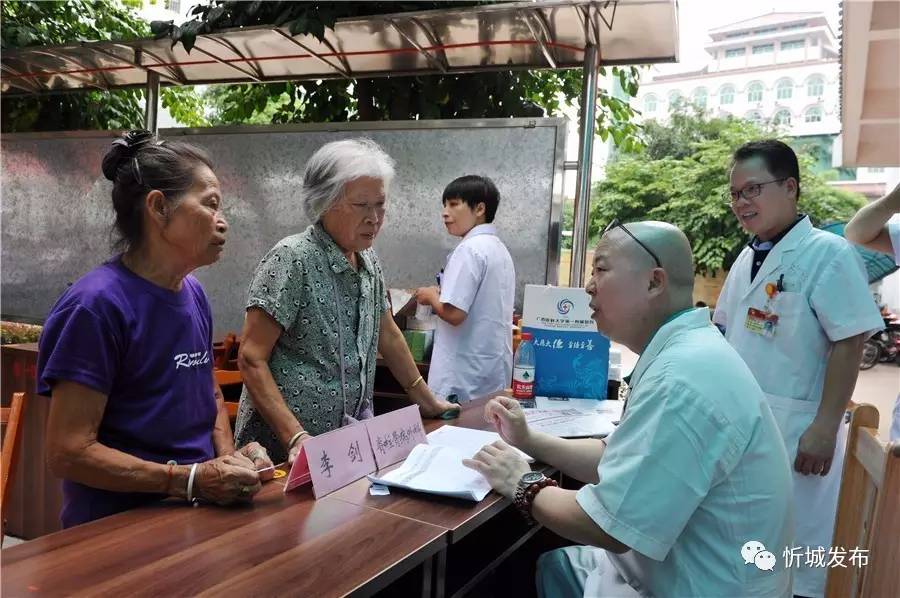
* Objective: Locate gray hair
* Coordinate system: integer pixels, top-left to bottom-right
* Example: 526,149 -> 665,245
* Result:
300,138 -> 396,222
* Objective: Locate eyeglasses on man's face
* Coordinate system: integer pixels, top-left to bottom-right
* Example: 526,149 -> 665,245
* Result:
600,219 -> 662,269
723,178 -> 788,204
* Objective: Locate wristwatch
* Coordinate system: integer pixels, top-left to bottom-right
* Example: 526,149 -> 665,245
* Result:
514,471 -> 558,525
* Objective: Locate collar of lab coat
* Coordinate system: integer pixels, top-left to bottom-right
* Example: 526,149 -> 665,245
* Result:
628,308 -> 711,390
462,223 -> 498,240
740,215 -> 813,300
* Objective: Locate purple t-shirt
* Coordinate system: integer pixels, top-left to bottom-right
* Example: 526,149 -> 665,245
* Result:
37,257 -> 217,527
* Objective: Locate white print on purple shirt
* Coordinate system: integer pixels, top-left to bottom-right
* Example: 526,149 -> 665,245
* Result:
173,351 -> 210,370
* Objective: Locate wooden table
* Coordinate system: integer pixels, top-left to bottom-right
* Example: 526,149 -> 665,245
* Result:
1,481 -> 447,597
2,397 -> 548,597
331,397 -> 555,598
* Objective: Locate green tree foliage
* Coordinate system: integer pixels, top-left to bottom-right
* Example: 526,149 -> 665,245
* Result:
153,1 -> 641,148
1,0 -> 207,132
589,106 -> 867,273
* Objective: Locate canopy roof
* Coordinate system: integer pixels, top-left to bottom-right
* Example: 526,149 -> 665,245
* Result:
839,0 -> 900,167
1,0 -> 678,95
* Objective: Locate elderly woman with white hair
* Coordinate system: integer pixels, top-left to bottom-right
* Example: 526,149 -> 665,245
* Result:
234,139 -> 459,464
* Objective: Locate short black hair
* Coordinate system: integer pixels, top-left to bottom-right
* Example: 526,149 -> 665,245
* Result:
732,139 -> 801,199
442,175 -> 500,223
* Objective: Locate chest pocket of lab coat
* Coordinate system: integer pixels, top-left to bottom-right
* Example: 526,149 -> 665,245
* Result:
773,291 -> 808,338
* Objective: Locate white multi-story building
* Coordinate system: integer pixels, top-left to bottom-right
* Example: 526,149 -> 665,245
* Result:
634,11 -> 894,197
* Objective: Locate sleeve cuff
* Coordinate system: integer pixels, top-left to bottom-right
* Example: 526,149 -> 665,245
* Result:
826,316 -> 885,343
246,298 -> 290,331
40,368 -> 111,397
576,484 -> 670,561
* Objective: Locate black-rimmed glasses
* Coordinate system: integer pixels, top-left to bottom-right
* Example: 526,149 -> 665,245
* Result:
601,219 -> 662,268
723,178 -> 788,204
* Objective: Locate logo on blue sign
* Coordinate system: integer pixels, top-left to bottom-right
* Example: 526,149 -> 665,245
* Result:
557,298 -> 574,315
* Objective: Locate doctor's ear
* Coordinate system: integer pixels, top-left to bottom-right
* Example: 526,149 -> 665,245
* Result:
648,268 -> 667,295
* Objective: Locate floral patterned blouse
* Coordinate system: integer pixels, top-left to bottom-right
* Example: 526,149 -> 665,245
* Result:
234,223 -> 389,462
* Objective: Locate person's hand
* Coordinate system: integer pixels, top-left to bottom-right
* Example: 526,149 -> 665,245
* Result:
795,420 -> 839,476
414,286 -> 440,307
463,440 -> 532,500
195,453 -> 261,505
237,442 -> 274,482
287,434 -> 311,465
415,386 -> 460,419
484,395 -> 531,448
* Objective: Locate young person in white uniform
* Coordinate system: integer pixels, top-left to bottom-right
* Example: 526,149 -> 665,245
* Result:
846,180 -> 900,442
415,175 -> 515,402
466,221 -> 793,598
713,140 -> 884,598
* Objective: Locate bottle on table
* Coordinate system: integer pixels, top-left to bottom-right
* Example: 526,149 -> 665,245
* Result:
512,332 -> 536,407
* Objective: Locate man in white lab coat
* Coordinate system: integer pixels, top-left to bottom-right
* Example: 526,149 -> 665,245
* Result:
714,140 -> 884,598
415,175 -> 515,402
466,221 -> 793,598
846,180 -> 900,441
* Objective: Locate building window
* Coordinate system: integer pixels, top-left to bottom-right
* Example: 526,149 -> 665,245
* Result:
726,31 -> 748,39
725,48 -> 745,58
773,109 -> 792,126
753,27 -> 778,35
644,94 -> 658,113
165,0 -> 181,13
692,87 -> 708,109
747,82 -> 764,103
776,79 -> 793,100
783,23 -> 807,31
807,75 -> 824,97
781,40 -> 805,51
746,111 -> 763,125
719,84 -> 735,105
868,167 -> 885,173
805,106 -> 823,123
668,91 -> 682,110
752,44 -> 774,54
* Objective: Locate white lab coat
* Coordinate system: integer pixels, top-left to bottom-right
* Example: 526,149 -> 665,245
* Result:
714,216 -> 883,598
428,224 -> 515,402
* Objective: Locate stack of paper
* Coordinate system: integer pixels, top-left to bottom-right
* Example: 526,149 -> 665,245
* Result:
366,426 -> 533,501
524,398 -> 624,438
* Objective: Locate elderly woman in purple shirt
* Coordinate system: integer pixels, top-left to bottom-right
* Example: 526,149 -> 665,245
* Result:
37,130 -> 273,528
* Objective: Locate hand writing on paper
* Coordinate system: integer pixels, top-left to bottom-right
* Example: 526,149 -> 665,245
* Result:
484,396 -> 531,448
795,420 -> 838,476
195,452 -> 261,505
237,442 -> 275,482
463,440 -> 531,500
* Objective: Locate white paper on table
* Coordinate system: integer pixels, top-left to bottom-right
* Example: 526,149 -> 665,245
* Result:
367,444 -> 492,501
524,398 -> 624,438
426,426 -> 534,462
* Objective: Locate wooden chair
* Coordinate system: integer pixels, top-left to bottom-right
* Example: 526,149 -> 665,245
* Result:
214,369 -> 243,426
214,332 -> 238,370
825,403 -> 900,598
1,392 -> 26,545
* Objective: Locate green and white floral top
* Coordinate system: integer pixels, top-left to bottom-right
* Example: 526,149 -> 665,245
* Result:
234,223 -> 389,462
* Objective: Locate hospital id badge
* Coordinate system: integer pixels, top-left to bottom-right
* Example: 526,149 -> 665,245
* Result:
745,307 -> 778,338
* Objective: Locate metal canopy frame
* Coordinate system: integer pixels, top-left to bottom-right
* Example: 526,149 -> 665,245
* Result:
1,0 -> 678,287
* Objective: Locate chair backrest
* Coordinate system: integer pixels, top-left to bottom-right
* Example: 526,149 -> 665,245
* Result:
1,392 -> 27,537
214,333 -> 238,369
826,403 -> 900,598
